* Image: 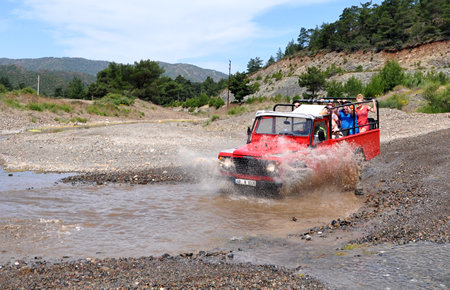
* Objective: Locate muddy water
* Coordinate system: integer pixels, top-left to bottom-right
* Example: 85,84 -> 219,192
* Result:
0,168 -> 362,264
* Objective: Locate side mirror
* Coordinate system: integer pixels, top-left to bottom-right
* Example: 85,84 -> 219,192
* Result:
247,126 -> 252,144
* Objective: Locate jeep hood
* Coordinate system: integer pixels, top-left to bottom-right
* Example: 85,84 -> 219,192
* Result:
232,139 -> 308,158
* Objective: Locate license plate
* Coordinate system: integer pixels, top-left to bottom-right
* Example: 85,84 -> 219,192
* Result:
235,178 -> 256,187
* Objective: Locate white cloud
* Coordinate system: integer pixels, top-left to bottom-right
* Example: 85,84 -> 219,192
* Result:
14,0 -> 333,68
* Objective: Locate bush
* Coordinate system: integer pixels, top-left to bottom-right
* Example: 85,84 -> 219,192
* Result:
378,94 -> 408,109
227,106 -> 247,115
425,71 -> 448,85
327,80 -> 344,98
26,102 -> 44,111
418,84 -> 449,113
272,70 -> 283,81
0,84 -> 7,94
403,71 -> 426,88
364,74 -> 386,98
87,103 -> 115,116
4,98 -> 23,109
11,87 -> 37,96
325,63 -> 344,77
379,59 -> 404,91
208,97 -> 225,109
211,115 -> 220,122
270,94 -> 285,103
246,96 -> 267,104
99,93 -> 135,106
344,76 -> 363,97
70,117 -> 88,123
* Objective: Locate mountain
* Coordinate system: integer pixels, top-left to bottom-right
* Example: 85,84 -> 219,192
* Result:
0,64 -> 96,96
0,57 -> 227,82
0,57 -> 109,77
156,61 -> 227,82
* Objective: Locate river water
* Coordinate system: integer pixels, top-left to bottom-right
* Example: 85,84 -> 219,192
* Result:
2,168 -> 448,289
0,167 -> 362,264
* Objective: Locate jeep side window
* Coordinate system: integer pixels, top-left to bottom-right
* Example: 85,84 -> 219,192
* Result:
313,120 -> 328,145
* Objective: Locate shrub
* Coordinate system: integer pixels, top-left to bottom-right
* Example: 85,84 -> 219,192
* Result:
87,103 -> 115,116
418,84 -> 449,113
246,96 -> 267,104
208,97 -> 225,109
325,63 -> 344,77
379,59 -> 404,91
252,81 -> 261,92
344,76 -> 364,97
227,106 -> 247,115
403,71 -> 425,88
211,115 -> 220,122
425,71 -> 448,85
378,94 -> 408,110
272,70 -> 283,81
11,87 -> 37,96
4,98 -> 23,109
26,102 -> 44,111
327,80 -> 344,98
70,117 -> 88,123
99,93 -> 135,106
364,74 -> 386,98
270,94 -> 285,103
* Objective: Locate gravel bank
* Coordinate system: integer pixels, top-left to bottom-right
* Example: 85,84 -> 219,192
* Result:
0,108 -> 449,288
0,252 -> 324,288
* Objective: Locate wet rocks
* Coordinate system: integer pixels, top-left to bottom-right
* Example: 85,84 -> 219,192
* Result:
61,166 -> 198,185
0,253 -> 325,289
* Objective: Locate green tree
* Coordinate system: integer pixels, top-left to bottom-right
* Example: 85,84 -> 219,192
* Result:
344,76 -> 364,97
66,77 -> 86,99
265,56 -> 275,67
379,59 -> 405,91
0,76 -> 13,91
364,74 -> 386,98
276,48 -> 284,61
229,71 -> 255,103
54,87 -> 64,98
297,27 -> 310,50
298,66 -> 326,98
247,57 -> 263,74
326,80 -> 344,98
129,60 -> 164,90
284,39 -> 298,56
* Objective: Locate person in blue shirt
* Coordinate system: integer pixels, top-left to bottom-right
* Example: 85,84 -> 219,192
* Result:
339,104 -> 358,136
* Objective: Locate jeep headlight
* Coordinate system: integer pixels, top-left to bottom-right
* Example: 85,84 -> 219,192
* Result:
266,161 -> 280,175
219,156 -> 234,170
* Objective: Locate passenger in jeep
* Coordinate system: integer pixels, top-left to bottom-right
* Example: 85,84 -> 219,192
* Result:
339,103 -> 358,136
355,94 -> 377,133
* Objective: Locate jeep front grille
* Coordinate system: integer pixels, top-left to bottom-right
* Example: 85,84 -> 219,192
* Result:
232,157 -> 271,176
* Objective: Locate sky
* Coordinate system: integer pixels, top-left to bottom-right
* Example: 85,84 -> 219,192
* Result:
0,0 -> 383,74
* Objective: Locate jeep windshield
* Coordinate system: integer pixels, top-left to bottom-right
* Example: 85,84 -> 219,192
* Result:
255,116 -> 312,136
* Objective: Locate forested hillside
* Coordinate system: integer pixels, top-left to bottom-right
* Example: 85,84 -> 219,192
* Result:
0,57 -> 109,76
247,0 -> 449,73
289,0 -> 448,56
0,65 -> 95,96
0,58 -> 227,83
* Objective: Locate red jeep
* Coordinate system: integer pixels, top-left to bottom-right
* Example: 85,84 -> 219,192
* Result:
218,98 -> 380,192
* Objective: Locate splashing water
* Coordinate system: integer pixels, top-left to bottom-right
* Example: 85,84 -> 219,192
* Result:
280,142 -> 362,196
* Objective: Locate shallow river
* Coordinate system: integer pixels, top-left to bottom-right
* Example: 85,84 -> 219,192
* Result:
0,167 -> 362,264
2,168 -> 448,288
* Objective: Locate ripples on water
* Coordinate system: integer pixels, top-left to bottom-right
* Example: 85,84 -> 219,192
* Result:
0,167 -> 362,263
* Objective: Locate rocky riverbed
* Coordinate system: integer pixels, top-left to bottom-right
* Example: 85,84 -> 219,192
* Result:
0,108 -> 449,288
